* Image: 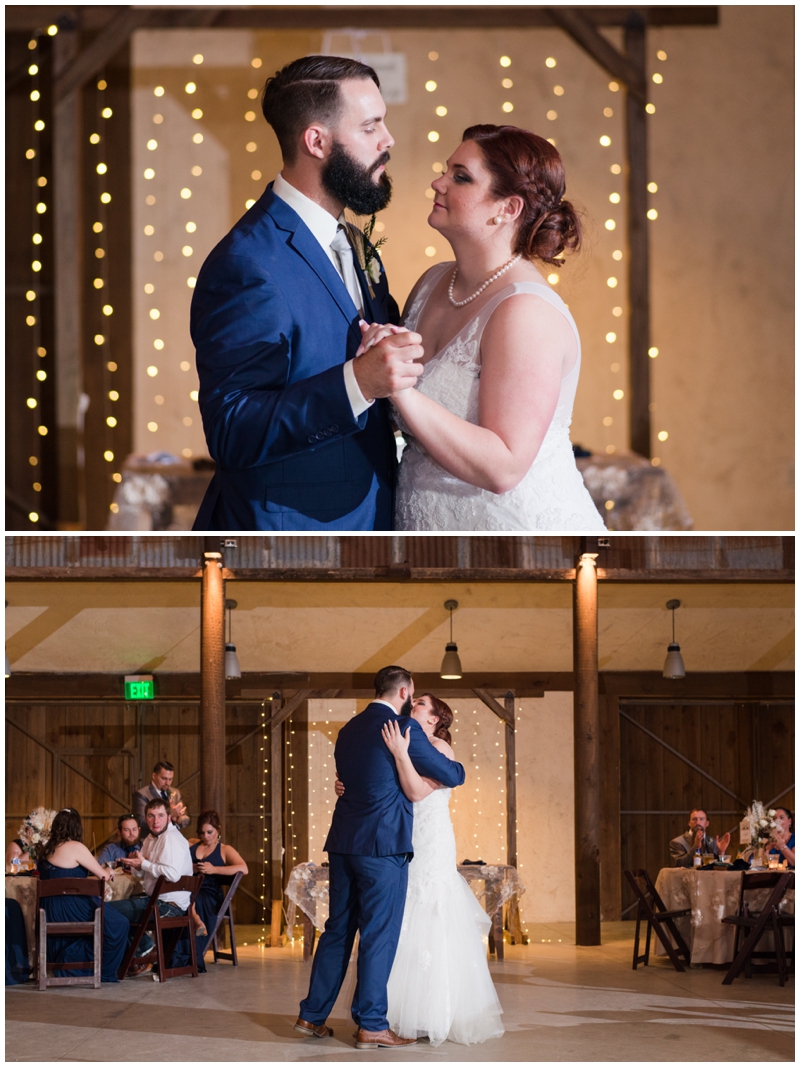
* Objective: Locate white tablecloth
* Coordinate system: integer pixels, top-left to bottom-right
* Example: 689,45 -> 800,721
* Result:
285,862 -> 525,934
654,868 -> 794,964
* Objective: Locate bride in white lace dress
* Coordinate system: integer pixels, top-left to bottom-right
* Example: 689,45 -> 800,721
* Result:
382,695 -> 504,1047
358,124 -> 604,531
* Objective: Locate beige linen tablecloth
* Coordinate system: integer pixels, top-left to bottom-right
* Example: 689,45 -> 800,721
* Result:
654,868 -> 794,965
6,871 -> 141,966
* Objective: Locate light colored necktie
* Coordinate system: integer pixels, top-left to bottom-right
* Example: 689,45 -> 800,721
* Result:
330,226 -> 364,315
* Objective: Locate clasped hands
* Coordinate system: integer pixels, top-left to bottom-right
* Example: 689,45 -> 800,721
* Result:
352,320 -> 424,402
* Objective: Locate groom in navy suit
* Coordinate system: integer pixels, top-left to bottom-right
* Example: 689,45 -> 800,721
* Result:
295,666 -> 466,1049
191,56 -> 424,530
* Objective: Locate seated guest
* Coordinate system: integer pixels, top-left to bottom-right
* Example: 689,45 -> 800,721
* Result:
37,808 -> 130,983
96,814 -> 141,866
669,809 -> 731,867
190,810 -> 248,970
133,760 -> 190,831
110,796 -> 194,977
5,898 -> 31,985
6,838 -> 33,870
769,807 -> 795,868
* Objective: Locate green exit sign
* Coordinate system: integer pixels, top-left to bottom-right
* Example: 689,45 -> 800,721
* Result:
124,675 -> 154,700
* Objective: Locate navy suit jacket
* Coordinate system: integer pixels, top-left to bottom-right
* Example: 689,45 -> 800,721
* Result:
324,702 -> 466,857
191,186 -> 399,531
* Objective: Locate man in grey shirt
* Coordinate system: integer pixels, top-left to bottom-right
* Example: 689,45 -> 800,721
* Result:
669,808 -> 731,867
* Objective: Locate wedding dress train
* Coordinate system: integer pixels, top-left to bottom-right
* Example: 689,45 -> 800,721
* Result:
386,787 -> 504,1047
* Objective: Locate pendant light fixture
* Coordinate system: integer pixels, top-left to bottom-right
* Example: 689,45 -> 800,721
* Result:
440,599 -> 463,680
662,599 -> 686,679
225,598 -> 242,679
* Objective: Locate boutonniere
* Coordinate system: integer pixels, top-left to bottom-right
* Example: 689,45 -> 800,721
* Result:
348,214 -> 387,296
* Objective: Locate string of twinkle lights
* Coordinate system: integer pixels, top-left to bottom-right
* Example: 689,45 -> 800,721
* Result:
24,26 -> 59,525
259,699 -> 268,944
87,73 -> 124,517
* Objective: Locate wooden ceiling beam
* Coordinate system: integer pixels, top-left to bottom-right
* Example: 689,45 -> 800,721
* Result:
5,671 -> 793,702
5,567 -> 793,583
5,7 -> 721,34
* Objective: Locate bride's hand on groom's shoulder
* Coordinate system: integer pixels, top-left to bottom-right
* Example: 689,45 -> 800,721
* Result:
352,322 -> 424,402
382,718 -> 412,756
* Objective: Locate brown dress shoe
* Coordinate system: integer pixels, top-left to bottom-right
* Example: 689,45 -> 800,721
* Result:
294,1017 -> 334,1039
354,1028 -> 417,1050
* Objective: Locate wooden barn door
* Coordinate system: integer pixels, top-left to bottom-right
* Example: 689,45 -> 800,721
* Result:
619,700 -> 795,916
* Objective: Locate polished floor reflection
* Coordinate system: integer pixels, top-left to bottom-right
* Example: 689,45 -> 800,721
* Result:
5,923 -> 793,1062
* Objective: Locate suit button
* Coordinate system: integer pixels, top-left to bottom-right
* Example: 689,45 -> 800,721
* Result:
315,432 -> 325,441
307,435 -> 315,443
330,424 -> 339,433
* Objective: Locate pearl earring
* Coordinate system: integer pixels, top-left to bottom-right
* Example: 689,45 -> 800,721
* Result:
493,215 -> 505,225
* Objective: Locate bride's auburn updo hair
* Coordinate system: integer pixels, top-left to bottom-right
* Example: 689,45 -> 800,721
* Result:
462,124 -> 582,267
422,693 -> 454,746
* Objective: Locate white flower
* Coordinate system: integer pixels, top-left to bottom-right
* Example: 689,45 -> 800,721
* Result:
759,819 -> 768,827
367,259 -> 381,285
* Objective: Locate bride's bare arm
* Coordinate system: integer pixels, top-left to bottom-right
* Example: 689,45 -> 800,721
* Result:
391,293 -> 572,494
382,720 -> 439,801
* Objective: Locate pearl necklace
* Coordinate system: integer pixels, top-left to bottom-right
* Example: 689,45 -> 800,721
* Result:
448,253 -> 522,308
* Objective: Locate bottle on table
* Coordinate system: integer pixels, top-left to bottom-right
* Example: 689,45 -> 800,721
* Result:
693,848 -> 702,868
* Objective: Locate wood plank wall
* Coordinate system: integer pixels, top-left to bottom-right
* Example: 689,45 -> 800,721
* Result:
619,702 -> 795,914
5,702 -> 267,924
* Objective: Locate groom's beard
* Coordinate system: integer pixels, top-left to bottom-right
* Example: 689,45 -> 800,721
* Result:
400,695 -> 413,717
321,140 -> 392,215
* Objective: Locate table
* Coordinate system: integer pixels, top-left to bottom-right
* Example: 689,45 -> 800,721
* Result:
654,867 -> 794,965
6,871 -> 142,967
285,862 -> 526,962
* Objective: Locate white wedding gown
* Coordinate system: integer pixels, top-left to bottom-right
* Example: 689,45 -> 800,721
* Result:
393,262 -> 606,531
386,787 -> 504,1047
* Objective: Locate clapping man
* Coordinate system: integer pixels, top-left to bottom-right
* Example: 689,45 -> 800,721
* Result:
669,808 -> 731,867
133,760 -> 189,831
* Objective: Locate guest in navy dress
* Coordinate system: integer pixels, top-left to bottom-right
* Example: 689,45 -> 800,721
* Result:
5,898 -> 31,985
769,807 -> 795,868
189,810 -> 248,970
37,808 -> 130,983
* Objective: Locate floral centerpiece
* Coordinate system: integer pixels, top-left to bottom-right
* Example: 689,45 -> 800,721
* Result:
17,807 -> 58,863
740,801 -> 777,861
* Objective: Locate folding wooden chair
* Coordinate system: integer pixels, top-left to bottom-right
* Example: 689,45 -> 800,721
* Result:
722,871 -> 794,986
624,869 -> 692,972
117,874 -> 204,982
209,871 -> 243,965
36,878 -> 104,990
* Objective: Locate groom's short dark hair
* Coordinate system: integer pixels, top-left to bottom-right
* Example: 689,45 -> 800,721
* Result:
262,55 -> 380,164
374,665 -> 412,697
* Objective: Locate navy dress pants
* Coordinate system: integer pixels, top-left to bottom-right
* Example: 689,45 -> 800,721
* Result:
299,852 -> 409,1032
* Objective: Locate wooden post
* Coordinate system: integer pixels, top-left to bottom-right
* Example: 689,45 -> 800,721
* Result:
624,11 -> 652,458
53,28 -> 85,525
599,693 -> 622,921
270,698 -> 284,947
573,550 -> 601,945
200,549 -> 225,828
504,691 -> 517,870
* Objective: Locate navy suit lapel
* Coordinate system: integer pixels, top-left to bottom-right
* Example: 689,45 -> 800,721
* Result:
262,187 -> 363,346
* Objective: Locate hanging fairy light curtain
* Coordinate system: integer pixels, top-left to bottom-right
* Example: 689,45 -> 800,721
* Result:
23,25 -> 59,526
87,73 -> 125,518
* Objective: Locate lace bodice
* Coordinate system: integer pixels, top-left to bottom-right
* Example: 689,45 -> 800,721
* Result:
408,788 -> 456,888
393,262 -> 605,531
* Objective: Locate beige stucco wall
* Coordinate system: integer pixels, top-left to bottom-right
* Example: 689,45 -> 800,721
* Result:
130,6 -> 791,529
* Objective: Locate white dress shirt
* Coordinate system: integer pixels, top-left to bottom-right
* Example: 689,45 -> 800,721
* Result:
272,172 -> 372,417
136,821 -> 194,910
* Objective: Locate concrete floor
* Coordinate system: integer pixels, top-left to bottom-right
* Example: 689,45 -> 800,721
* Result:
5,923 -> 794,1063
